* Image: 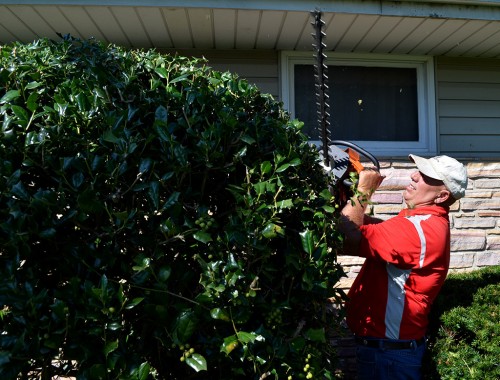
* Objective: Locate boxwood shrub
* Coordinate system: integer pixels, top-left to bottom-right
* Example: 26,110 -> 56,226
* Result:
0,36 -> 345,379
425,266 -> 500,380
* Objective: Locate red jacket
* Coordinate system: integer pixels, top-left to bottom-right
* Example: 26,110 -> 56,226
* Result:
346,205 -> 450,340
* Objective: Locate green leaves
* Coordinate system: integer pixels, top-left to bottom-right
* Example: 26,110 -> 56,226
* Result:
262,222 -> 284,238
173,310 -> 198,343
186,353 -> 207,372
431,272 -> 500,380
221,332 -> 262,355
155,105 -> 168,123
130,363 -> 152,380
0,36 -> 344,380
0,90 -> 20,104
193,230 -> 212,243
300,230 -> 315,254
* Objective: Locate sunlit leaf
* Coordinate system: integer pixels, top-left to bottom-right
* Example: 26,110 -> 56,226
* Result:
262,223 -> 283,239
240,134 -> 256,145
104,340 -> 119,356
135,362 -> 151,380
276,163 -> 290,173
221,335 -> 239,355
260,161 -> 272,174
277,199 -> 293,209
26,92 -> 39,112
237,331 -> 261,344
155,67 -> 169,79
0,89 -> 20,104
170,73 -> 189,83
11,105 -> 28,121
299,230 -> 315,254
253,181 -> 266,195
193,231 -> 212,243
125,298 -> 144,310
186,354 -> 207,372
210,308 -> 230,321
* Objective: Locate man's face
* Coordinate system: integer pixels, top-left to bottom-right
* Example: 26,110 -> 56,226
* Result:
403,171 -> 448,209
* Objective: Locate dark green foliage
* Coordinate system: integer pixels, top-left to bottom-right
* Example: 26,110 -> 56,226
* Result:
424,266 -> 500,380
0,37 -> 345,379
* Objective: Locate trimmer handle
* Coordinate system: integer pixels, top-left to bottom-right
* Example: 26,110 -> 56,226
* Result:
330,140 -> 380,171
328,140 -> 380,187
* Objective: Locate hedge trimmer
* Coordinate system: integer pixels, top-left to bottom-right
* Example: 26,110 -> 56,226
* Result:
311,9 -> 379,205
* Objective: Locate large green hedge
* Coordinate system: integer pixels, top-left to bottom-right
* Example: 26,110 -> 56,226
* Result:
0,37 -> 345,379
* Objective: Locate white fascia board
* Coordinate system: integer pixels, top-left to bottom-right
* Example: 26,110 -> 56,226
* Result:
3,0 -> 500,9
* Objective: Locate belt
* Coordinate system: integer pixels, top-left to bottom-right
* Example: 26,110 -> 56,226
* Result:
355,336 -> 425,350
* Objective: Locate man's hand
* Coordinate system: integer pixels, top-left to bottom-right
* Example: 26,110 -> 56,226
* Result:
339,169 -> 384,256
356,168 -> 384,197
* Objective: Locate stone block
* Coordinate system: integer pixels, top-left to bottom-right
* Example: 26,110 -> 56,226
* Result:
467,162 -> 500,178
335,277 -> 355,289
372,204 -> 403,215
346,266 -> 362,277
476,251 -> 500,266
378,168 -> 412,191
337,256 -> 366,265
474,179 -> 500,189
477,210 -> 500,218
391,161 -> 417,169
452,215 -> 497,229
450,202 -> 460,212
449,252 -> 475,268
487,235 -> 500,250
464,190 -> 493,198
371,192 -> 403,204
450,230 -> 486,251
461,198 -> 500,211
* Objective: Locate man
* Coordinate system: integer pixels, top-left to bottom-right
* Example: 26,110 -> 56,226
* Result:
339,155 -> 468,380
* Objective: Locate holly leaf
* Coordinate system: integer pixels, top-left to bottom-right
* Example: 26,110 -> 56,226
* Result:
186,353 -> 207,372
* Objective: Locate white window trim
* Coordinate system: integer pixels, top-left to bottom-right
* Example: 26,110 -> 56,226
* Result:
280,51 -> 437,157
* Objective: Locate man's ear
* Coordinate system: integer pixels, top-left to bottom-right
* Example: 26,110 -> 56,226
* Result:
435,189 -> 451,204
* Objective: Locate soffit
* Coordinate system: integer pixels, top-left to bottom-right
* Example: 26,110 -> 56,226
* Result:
2,2 -> 500,58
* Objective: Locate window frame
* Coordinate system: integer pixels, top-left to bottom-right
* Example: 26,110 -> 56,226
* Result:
280,51 -> 437,157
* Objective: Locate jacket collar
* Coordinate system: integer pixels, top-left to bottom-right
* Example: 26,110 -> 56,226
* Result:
400,204 -> 449,218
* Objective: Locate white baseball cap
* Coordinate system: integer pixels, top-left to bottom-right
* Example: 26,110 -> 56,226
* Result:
409,154 -> 468,199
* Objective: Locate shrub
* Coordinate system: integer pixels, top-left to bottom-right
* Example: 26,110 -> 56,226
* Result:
0,37 -> 345,379
424,266 -> 500,380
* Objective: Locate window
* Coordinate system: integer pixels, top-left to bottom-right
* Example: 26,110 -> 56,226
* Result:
280,52 -> 436,156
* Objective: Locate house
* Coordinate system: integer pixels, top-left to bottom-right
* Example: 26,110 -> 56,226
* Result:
1,0 -> 499,284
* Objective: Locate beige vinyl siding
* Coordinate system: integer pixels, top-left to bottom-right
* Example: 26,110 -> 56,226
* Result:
163,49 -> 279,99
436,57 -> 500,158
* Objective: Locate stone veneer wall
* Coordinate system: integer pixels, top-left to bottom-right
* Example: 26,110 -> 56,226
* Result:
336,158 -> 500,289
